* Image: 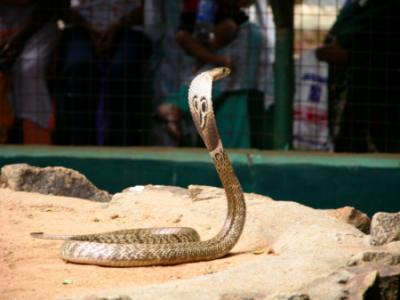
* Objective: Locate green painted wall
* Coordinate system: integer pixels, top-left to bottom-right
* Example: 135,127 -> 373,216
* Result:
0,146 -> 399,216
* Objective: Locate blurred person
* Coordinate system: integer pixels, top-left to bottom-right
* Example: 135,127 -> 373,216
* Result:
0,0 -> 67,144
152,0 -> 275,149
316,0 -> 400,152
54,0 -> 151,146
176,0 -> 255,70
0,72 -> 14,143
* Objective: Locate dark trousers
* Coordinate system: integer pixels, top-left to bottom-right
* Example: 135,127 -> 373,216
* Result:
335,70 -> 400,152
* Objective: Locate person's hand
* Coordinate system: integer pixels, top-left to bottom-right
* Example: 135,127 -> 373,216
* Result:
220,56 -> 233,69
315,37 -> 348,64
156,103 -> 183,141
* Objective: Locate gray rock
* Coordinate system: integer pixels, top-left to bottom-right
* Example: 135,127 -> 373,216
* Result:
370,212 -> 400,246
1,163 -> 111,202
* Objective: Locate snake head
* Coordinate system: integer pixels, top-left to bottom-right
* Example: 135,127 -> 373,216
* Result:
208,67 -> 231,81
188,68 -> 230,151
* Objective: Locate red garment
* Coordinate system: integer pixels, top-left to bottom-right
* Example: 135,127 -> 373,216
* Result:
183,0 -> 199,13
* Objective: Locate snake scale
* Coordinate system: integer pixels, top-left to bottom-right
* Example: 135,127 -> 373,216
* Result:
31,67 -> 246,267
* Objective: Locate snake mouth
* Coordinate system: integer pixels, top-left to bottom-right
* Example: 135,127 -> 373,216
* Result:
209,67 -> 231,81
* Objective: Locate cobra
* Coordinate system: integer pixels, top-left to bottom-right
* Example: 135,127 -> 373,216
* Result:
31,67 -> 246,267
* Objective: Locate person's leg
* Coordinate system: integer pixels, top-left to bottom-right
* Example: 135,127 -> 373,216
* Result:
214,91 -> 250,148
0,72 -> 15,144
11,22 -> 60,144
54,27 -> 97,145
369,82 -> 400,152
106,28 -> 151,145
334,87 -> 368,152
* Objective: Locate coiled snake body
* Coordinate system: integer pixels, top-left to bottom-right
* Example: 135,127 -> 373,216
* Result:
31,67 -> 246,267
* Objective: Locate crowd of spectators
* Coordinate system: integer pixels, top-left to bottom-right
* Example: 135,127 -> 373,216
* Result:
0,0 -> 274,148
1,0 -> 399,152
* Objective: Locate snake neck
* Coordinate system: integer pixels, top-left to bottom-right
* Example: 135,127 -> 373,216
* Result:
208,143 -> 246,252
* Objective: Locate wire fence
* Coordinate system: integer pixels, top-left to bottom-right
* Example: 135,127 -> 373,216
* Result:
1,0 -> 399,152
294,0 -> 400,152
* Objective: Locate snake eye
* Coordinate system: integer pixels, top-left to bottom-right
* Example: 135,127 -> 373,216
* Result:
201,98 -> 208,113
193,96 -> 199,111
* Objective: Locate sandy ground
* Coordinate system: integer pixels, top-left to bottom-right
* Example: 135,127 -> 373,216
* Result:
0,188 -> 255,300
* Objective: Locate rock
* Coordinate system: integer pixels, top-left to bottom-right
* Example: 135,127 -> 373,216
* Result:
346,270 -> 380,300
326,206 -> 371,234
346,260 -> 400,300
370,212 -> 400,246
347,251 -> 400,267
0,163 -> 111,202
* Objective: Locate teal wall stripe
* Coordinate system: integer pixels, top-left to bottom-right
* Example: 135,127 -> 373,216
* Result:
0,146 -> 399,215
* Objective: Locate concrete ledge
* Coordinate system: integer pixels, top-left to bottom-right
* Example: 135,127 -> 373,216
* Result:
1,146 -> 399,215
